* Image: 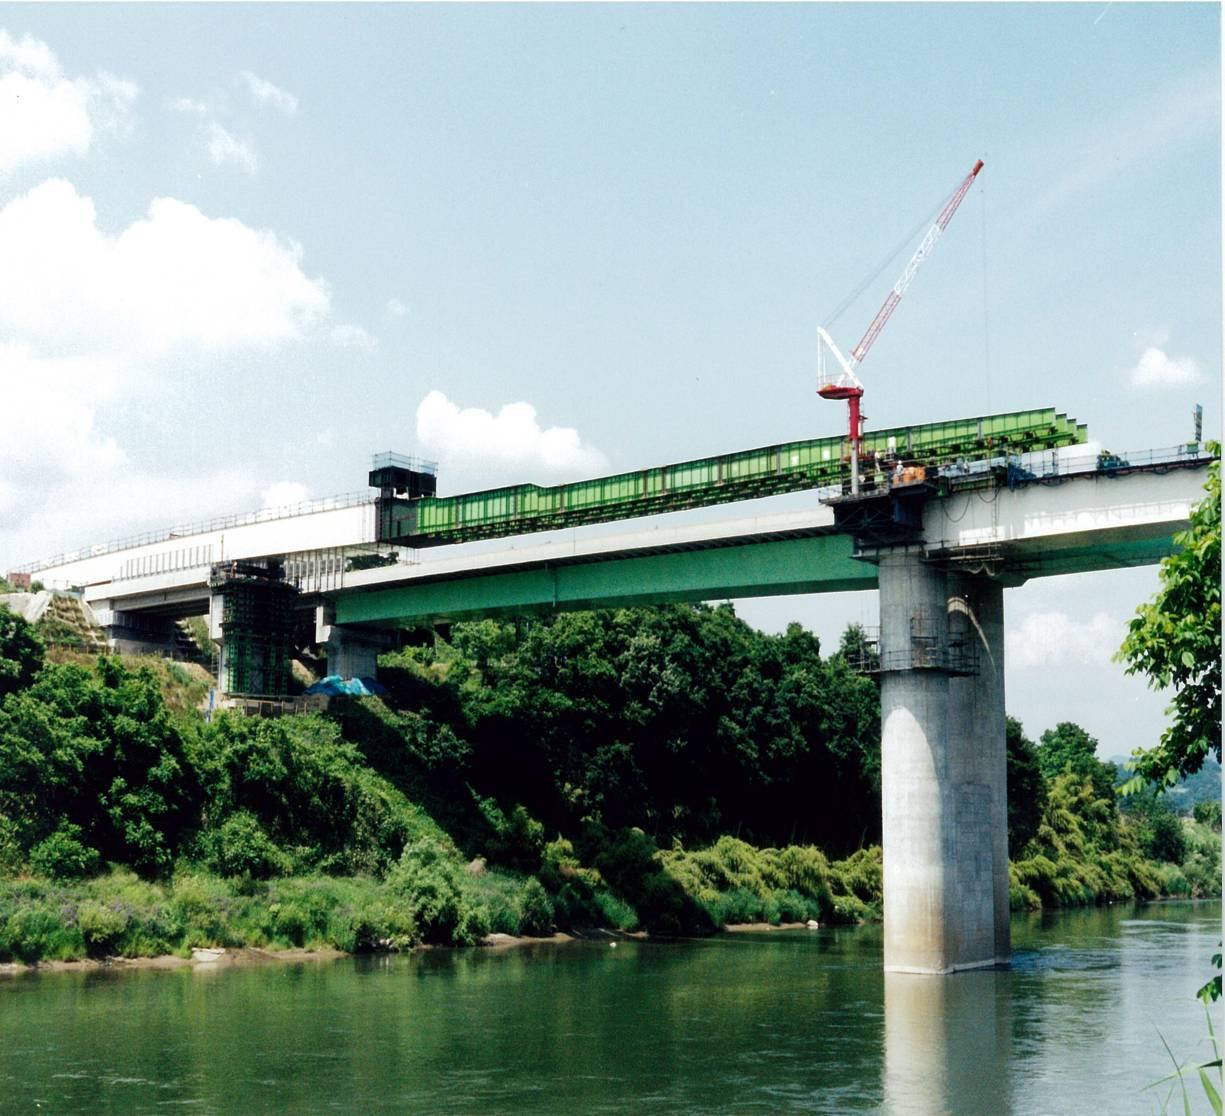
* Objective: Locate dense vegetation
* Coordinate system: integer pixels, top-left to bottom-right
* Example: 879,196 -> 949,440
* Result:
0,592 -> 1217,965
1117,445 -> 1221,790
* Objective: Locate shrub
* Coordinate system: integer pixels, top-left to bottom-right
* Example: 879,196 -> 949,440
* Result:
1,903 -> 84,963
477,799 -> 545,872
199,812 -> 291,879
518,877 -> 554,936
387,838 -> 490,945
76,899 -> 130,956
1193,800 -> 1222,828
171,874 -> 235,947
0,814 -> 25,875
340,900 -> 418,952
29,823 -> 101,880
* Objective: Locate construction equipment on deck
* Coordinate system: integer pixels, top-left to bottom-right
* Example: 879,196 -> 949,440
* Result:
817,159 -> 985,493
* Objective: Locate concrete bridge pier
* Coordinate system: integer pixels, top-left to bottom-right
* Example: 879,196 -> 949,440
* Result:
314,603 -> 394,680
92,604 -> 179,656
946,573 -> 1010,965
877,548 -> 1008,974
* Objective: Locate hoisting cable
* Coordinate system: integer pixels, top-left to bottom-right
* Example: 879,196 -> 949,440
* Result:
980,180 -> 991,413
819,190 -> 949,330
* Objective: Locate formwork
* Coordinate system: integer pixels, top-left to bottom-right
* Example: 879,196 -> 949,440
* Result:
210,561 -> 298,697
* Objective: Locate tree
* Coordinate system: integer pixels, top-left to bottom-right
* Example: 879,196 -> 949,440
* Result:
0,605 -> 44,699
0,657 -> 200,875
1006,716 -> 1046,855
1193,799 -> 1222,828
1037,721 -> 1116,803
1117,445 -> 1221,791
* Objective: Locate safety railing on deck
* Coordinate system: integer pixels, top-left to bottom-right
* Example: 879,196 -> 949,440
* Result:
15,491 -> 377,575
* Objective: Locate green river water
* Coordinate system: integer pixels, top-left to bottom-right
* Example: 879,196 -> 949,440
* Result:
0,900 -> 1219,1114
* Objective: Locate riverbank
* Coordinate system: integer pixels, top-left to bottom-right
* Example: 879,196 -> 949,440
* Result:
3,897 -> 1218,1115
0,945 -> 348,976
0,926 -> 653,975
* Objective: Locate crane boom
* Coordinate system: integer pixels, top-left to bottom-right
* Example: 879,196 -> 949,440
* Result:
816,158 -> 984,495
849,159 -> 984,366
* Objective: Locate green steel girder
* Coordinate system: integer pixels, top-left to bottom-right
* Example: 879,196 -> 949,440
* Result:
335,533 -> 873,627
335,515 -> 1186,629
378,407 -> 1088,547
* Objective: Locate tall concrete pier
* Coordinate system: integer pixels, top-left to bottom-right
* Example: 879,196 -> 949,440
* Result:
876,548 -> 1008,973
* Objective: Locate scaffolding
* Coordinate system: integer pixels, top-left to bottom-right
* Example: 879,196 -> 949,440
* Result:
210,560 -> 299,697
845,611 -> 978,677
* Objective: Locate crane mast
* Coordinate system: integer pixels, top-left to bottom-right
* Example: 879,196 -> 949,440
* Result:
818,158 -> 984,493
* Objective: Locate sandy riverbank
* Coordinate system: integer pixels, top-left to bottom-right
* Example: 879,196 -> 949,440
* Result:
0,945 -> 349,976
0,927 -> 656,975
1,922 -> 802,975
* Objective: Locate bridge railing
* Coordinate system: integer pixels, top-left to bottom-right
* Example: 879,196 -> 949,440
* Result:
1009,443 -> 1209,483
15,443 -> 1212,579
15,492 -> 378,575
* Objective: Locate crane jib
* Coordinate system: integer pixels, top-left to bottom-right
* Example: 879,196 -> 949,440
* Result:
847,159 -> 983,367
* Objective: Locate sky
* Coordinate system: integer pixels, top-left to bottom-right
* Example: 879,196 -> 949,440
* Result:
0,3 -> 1219,759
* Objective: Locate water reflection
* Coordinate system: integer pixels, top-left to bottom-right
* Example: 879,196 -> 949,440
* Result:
883,968 -> 1013,1115
0,901 -> 1217,1115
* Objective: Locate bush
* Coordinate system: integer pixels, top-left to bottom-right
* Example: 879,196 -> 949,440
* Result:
387,838 -> 490,945
340,900 -> 418,952
0,605 -> 44,698
0,814 -> 22,875
478,800 -> 545,873
199,812 -> 291,879
1193,800 -> 1222,828
171,874 -> 235,947
76,899 -> 130,956
518,877 -> 554,936
0,902 -> 84,963
29,824 -> 101,880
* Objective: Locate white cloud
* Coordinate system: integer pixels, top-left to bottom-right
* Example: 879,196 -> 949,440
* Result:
0,345 -> 124,519
1006,610 -> 1122,669
1129,345 -> 1203,389
207,122 -> 257,175
0,179 -> 336,559
0,28 -> 57,75
330,323 -> 377,350
260,481 -> 311,511
0,178 -> 330,355
386,298 -> 408,318
92,73 -> 139,136
415,390 -> 608,481
0,30 -> 138,174
4,461 -> 262,567
240,70 -> 298,115
169,96 -> 208,116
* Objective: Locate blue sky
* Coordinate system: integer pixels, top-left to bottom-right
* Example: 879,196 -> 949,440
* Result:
0,3 -> 1219,756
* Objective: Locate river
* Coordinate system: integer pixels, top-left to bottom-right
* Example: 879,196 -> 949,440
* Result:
0,900 -> 1218,1114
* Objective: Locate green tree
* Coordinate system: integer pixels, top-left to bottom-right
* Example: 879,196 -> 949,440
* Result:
1037,722 -> 1116,803
0,605 -> 44,699
1006,716 -> 1046,855
0,657 -> 200,875
1193,800 -> 1222,828
1117,445 -> 1221,790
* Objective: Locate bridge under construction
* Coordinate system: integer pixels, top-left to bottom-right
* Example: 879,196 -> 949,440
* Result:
6,407 -> 1214,977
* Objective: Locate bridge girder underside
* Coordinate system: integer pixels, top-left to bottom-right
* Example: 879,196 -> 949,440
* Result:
331,518 -> 1184,630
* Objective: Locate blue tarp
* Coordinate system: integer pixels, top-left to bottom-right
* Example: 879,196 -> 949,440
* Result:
303,675 -> 387,697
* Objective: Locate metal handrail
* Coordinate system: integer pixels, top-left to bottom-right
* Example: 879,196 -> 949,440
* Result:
15,491 -> 377,574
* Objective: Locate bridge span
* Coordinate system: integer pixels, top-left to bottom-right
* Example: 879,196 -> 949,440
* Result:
5,441 -> 1214,977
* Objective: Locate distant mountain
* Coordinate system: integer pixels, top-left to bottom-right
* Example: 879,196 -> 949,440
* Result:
1108,754 -> 1221,813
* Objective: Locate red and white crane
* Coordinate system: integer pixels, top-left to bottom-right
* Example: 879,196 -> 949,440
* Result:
817,158 -> 985,494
